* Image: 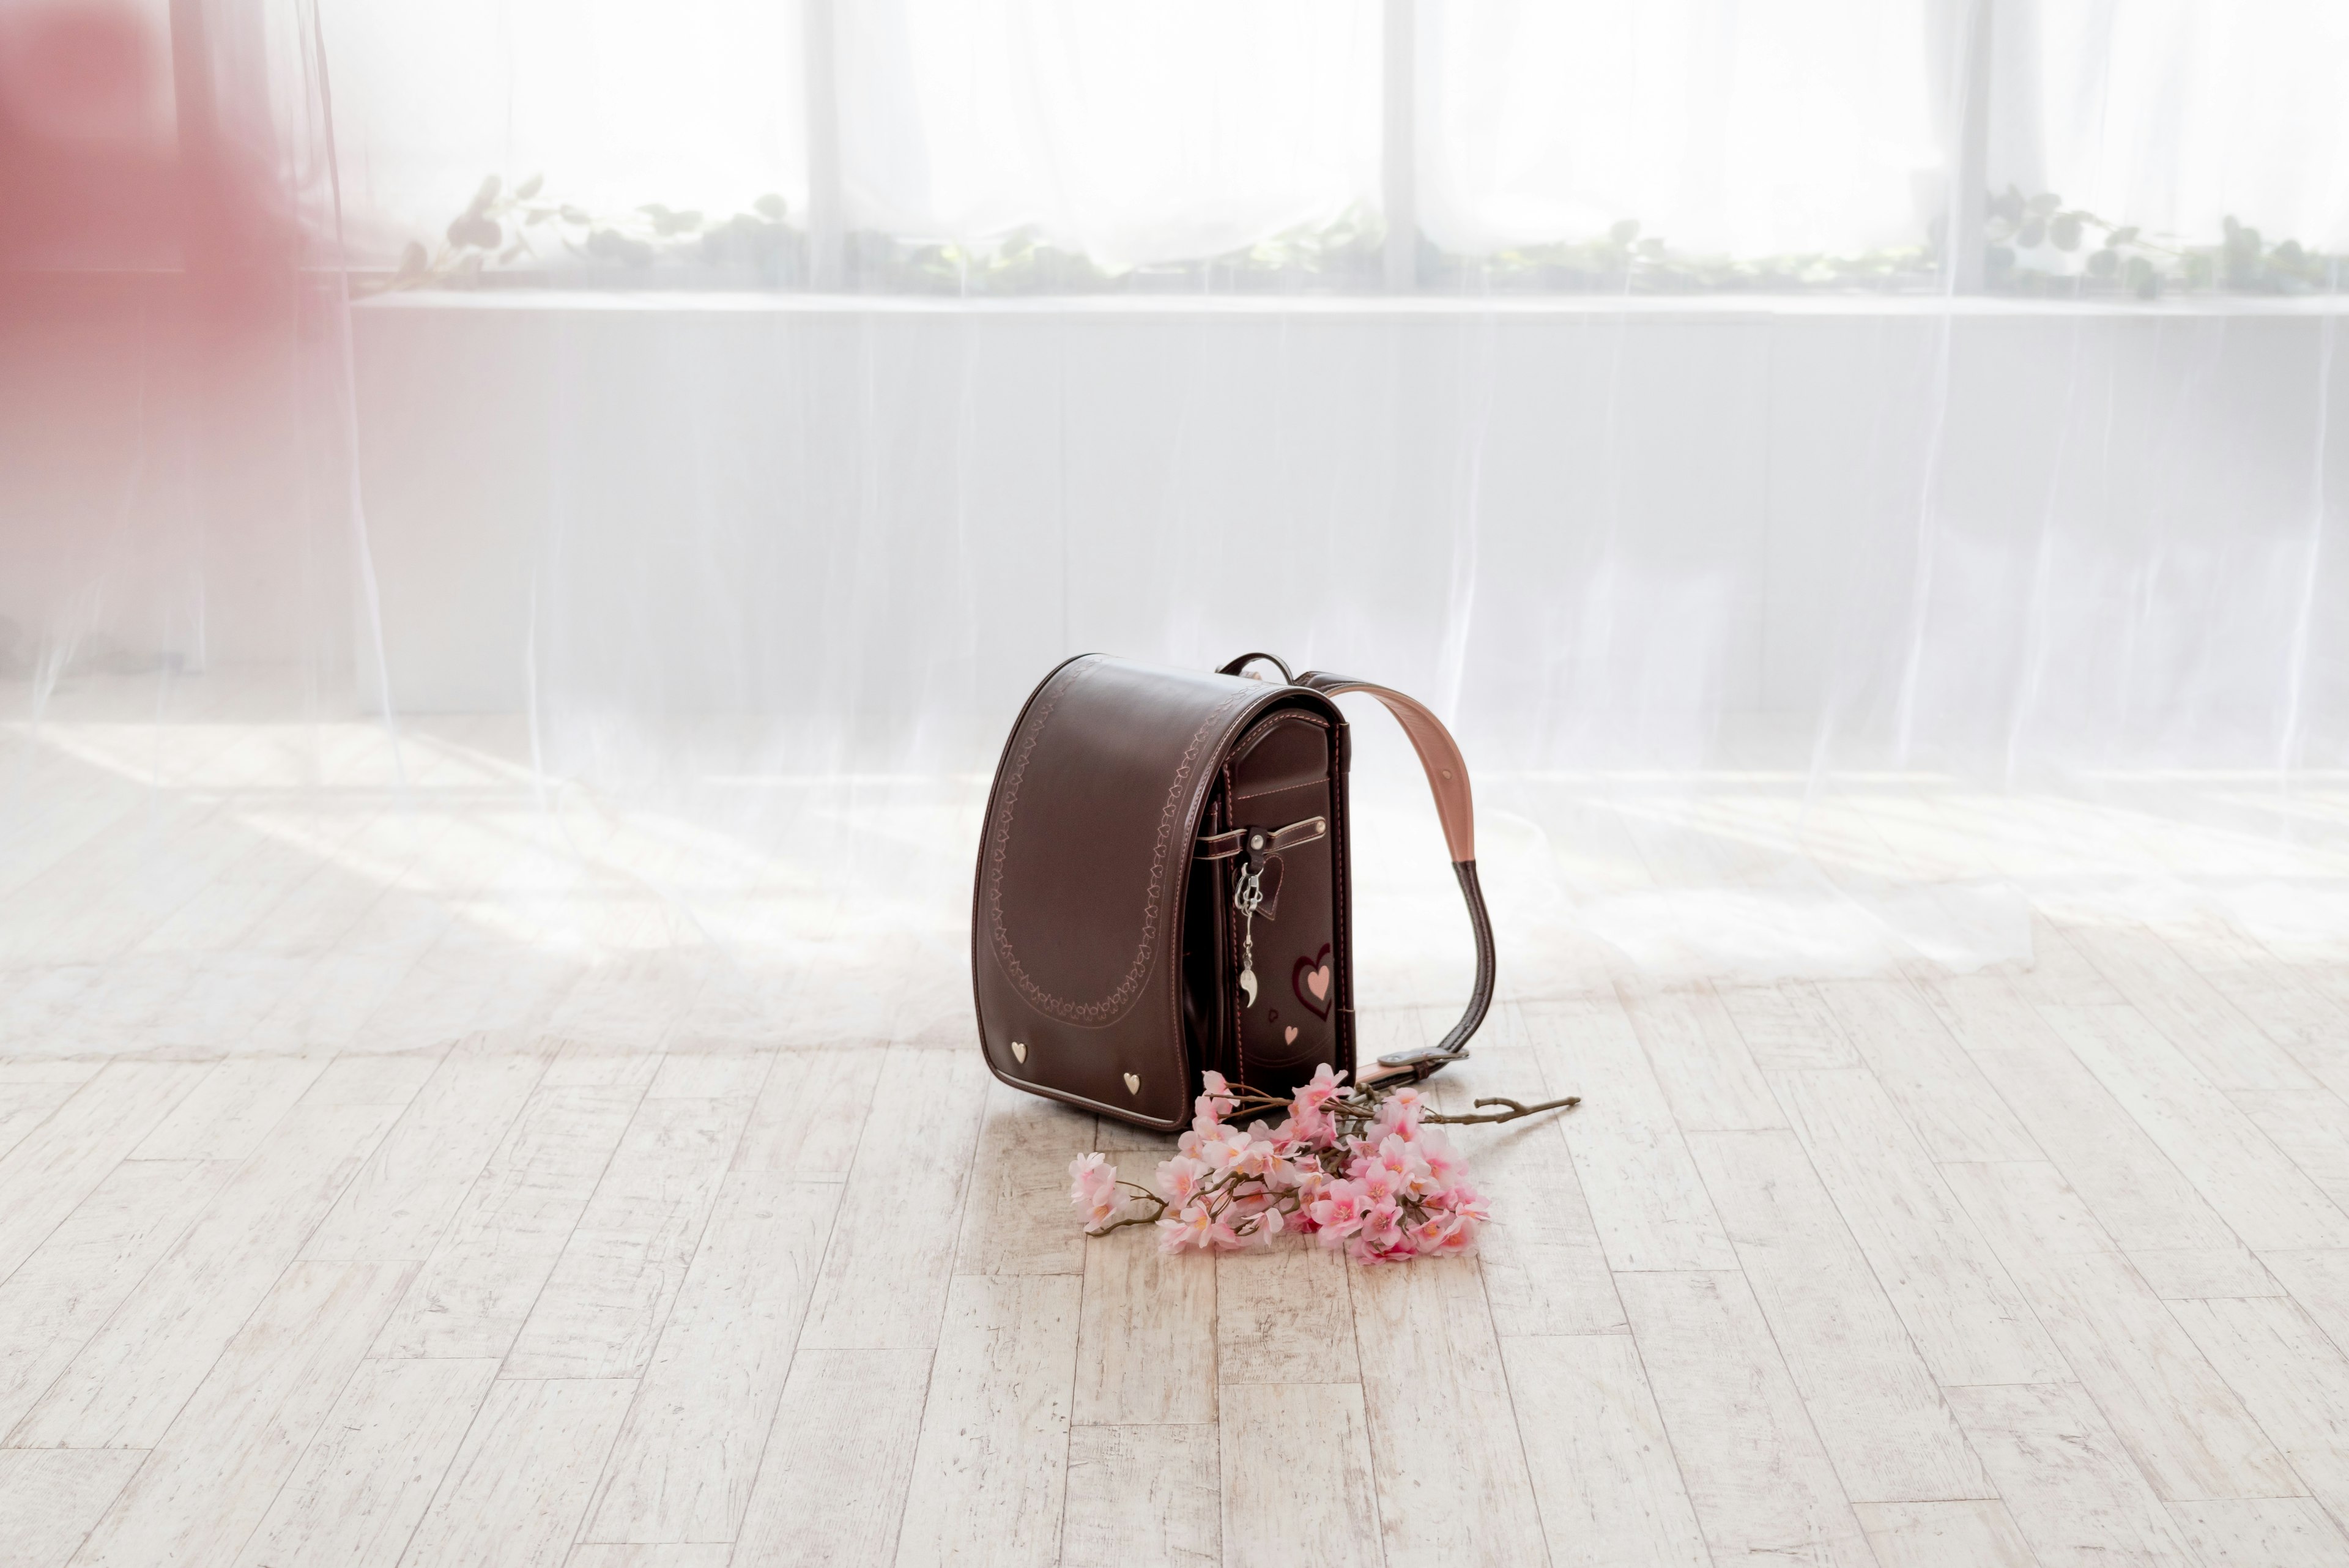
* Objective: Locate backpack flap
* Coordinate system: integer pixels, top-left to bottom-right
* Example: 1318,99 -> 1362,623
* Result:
973,655 -> 1326,1129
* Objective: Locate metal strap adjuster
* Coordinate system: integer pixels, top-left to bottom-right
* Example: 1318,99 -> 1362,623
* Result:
1194,816 -> 1327,862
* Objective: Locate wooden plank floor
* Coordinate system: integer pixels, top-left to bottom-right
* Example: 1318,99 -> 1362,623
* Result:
9,704 -> 2349,1564
4,970 -> 2349,1567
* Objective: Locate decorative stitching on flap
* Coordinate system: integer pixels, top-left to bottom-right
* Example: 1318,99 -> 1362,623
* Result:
987,672 -> 1253,1027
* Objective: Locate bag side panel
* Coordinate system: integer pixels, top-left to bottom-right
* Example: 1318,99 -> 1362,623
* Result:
973,655 -> 1310,1130
1212,708 -> 1350,1099
1329,713 -> 1357,1079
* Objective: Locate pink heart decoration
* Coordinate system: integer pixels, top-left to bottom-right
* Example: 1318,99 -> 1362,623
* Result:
1292,945 -> 1334,1020
1284,1025 -> 1299,1046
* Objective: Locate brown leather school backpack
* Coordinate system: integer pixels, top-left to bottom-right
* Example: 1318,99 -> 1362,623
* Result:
973,652 -> 1494,1131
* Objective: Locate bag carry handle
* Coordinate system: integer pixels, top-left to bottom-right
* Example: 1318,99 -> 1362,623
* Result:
1219,653 -> 1495,1076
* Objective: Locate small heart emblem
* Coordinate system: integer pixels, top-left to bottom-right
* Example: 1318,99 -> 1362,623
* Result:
1123,1072 -> 1141,1095
1284,1025 -> 1299,1046
1293,945 -> 1334,1020
1009,1039 -> 1026,1064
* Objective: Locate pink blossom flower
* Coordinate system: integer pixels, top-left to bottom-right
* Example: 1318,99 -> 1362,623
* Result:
1159,1201 -> 1239,1252
1373,1134 -> 1434,1196
1069,1151 -> 1111,1197
1196,1070 -> 1239,1123
1197,1120 -> 1274,1177
1260,1118 -> 1310,1158
1409,1211 -> 1477,1255
1417,1128 -> 1463,1186
1236,1125 -> 1288,1178
1293,1063 -> 1348,1119
1156,1154 -> 1212,1206
1405,1213 -> 1454,1252
1286,1105 -> 1335,1148
1263,1150 -> 1313,1194
1444,1182 -> 1490,1226
1367,1085 -> 1427,1146
1307,1179 -> 1370,1242
1068,1153 -> 1122,1229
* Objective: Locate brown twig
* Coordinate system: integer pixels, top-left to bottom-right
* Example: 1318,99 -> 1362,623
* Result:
1424,1094 -> 1581,1126
1209,1080 -> 1581,1131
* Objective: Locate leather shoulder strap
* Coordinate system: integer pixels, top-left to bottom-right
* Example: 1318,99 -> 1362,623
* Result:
1293,675 -> 1472,861
1236,661 -> 1494,1070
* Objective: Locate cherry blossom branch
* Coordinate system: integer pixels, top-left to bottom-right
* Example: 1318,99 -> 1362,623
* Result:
1068,1063 -> 1578,1263
1083,1180 -> 1172,1235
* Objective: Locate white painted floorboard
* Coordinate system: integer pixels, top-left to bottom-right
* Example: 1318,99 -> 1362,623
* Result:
10,734 -> 2349,1564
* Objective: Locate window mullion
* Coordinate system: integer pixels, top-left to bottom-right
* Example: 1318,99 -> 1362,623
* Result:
1383,0 -> 1418,293
1946,0 -> 1993,293
806,0 -> 844,289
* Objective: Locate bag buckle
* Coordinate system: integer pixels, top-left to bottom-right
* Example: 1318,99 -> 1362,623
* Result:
1365,1043 -> 1471,1083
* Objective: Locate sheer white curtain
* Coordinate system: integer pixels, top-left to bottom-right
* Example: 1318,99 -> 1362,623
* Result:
323,0 -> 1381,278
321,0 -> 2349,292
324,0 -> 812,260
835,1 -> 1380,266
1418,0 -> 1948,260
4,0 -> 2347,1058
1994,0 -> 2349,249
325,0 -> 1963,278
321,0 -> 2349,281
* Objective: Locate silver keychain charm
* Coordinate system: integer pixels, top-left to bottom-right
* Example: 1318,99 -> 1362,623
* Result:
1233,827 -> 1269,1006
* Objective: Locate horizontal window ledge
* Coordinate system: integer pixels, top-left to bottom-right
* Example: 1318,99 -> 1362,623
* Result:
349,288 -> 2349,322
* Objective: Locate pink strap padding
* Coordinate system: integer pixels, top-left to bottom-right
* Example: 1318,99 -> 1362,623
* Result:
1296,674 -> 1475,863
